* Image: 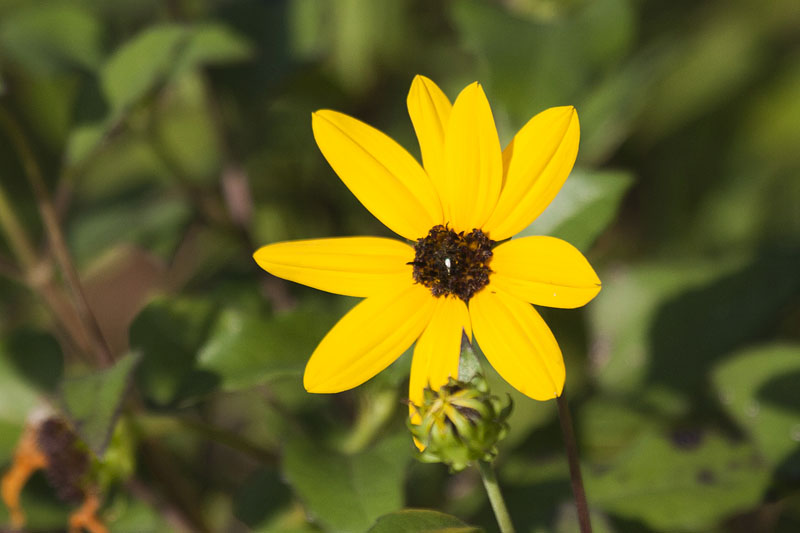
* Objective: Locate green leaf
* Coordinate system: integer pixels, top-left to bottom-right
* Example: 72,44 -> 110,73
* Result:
197,305 -> 336,391
233,468 -> 293,530
0,3 -> 103,74
0,477 -> 69,531
0,343 -> 40,460
646,249 -> 800,396
130,296 -> 217,407
713,344 -> 800,467
101,24 -> 187,113
60,352 -> 139,455
589,260 -> 740,393
283,432 -> 410,532
586,430 -> 770,532
103,491 -> 175,532
3,329 -> 63,393
457,336 -> 482,382
450,0 -> 585,119
519,169 -> 634,251
578,399 -> 656,465
172,23 -> 252,77
101,22 -> 251,113
70,194 -> 191,268
368,509 -> 481,533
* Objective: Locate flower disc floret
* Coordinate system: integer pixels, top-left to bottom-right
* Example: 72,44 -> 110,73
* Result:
411,225 -> 494,301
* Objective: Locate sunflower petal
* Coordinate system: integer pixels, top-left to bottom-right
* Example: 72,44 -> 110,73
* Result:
469,289 -> 564,400
409,297 -> 469,411
407,75 -> 452,214
442,82 -> 502,231
253,237 -> 414,297
312,110 -> 442,240
490,236 -> 601,308
484,106 -> 580,240
304,284 -> 435,393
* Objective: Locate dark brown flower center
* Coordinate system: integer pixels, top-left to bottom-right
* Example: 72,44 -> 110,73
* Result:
410,225 -> 494,301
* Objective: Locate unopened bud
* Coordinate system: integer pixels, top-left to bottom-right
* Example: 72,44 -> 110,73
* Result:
409,375 -> 511,471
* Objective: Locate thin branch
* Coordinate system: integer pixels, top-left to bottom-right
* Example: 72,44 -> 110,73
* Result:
556,392 -> 593,533
0,176 -> 93,357
0,105 -> 113,366
139,413 -> 278,465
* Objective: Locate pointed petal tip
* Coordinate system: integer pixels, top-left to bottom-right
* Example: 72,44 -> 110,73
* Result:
311,109 -> 341,123
409,75 -> 442,98
545,105 -> 578,121
252,245 -> 272,269
453,81 -> 484,102
303,370 -> 330,394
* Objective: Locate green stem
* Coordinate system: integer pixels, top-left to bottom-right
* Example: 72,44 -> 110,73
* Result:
477,460 -> 516,533
556,392 -> 593,533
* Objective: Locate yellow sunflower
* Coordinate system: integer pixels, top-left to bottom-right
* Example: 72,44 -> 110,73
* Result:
254,75 -> 600,417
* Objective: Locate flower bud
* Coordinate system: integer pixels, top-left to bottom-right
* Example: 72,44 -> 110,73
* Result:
408,375 -> 512,471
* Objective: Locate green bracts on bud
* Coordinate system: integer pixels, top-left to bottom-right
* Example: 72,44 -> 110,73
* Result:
409,375 -> 512,472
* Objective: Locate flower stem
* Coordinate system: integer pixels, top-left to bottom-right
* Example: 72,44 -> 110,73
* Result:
556,392 -> 593,533
477,460 -> 516,533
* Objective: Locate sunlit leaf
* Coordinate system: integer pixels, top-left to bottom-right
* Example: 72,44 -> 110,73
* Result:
713,344 -> 800,469
586,430 -> 770,531
579,399 -> 657,465
520,169 -> 634,251
172,23 -> 252,77
646,249 -> 800,396
588,262 -> 740,391
101,24 -> 187,113
101,22 -> 251,114
103,496 -> 174,532
0,3 -> 103,74
283,432 -> 409,532
197,305 -> 338,391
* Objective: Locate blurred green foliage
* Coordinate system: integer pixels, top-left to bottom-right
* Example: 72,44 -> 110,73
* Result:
0,0 -> 798,531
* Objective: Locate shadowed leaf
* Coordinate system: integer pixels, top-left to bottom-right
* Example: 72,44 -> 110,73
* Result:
60,352 -> 139,455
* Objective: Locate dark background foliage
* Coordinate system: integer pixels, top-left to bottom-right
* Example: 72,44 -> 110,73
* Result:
0,0 -> 798,531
